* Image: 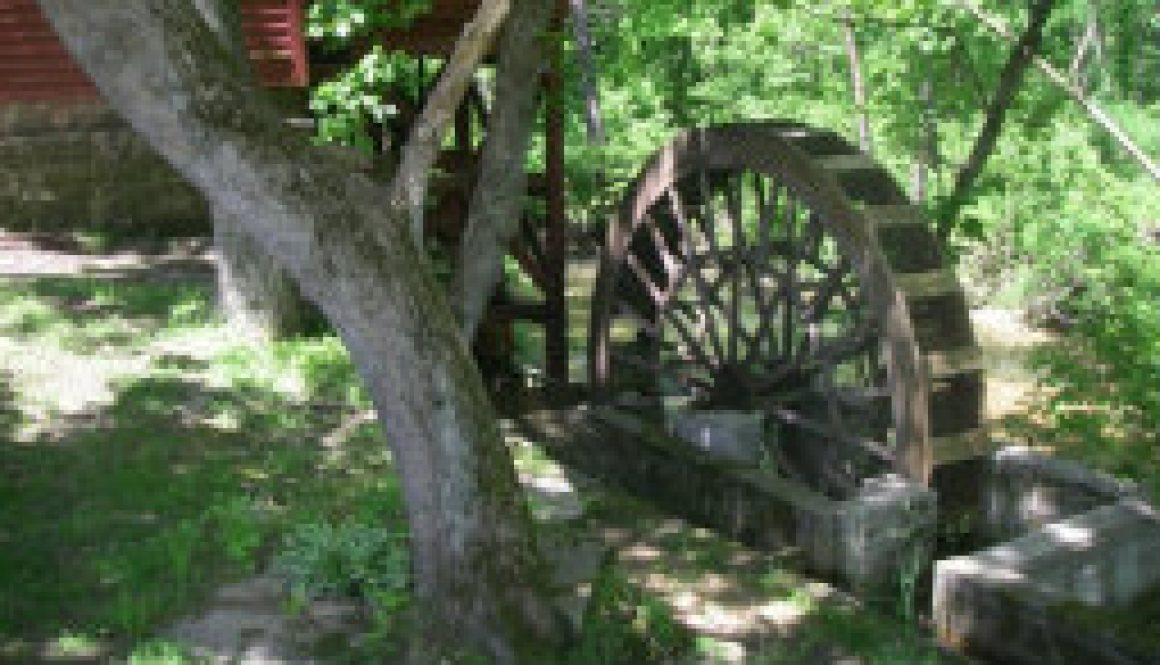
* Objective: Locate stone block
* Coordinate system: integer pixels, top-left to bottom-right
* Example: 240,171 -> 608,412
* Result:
934,499 -> 1160,664
0,100 -> 209,232
981,446 -> 1140,541
517,408 -> 936,597
665,408 -> 764,465
797,474 -> 937,597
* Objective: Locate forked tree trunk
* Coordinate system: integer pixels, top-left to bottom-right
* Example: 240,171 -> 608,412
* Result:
38,2 -> 560,662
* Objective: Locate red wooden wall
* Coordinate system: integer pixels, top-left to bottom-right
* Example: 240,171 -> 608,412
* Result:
241,0 -> 309,88
0,0 -> 98,103
0,0 -> 308,104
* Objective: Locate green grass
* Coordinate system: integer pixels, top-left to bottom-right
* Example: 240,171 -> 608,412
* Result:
0,274 -> 403,660
0,277 -> 215,352
0,265 -> 979,664
999,340 -> 1160,501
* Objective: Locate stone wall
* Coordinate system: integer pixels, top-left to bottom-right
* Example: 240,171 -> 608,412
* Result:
934,499 -> 1160,665
981,446 -> 1142,542
515,406 -> 937,598
0,101 -> 209,233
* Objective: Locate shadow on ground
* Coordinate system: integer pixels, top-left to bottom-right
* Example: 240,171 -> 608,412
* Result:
0,363 -> 397,663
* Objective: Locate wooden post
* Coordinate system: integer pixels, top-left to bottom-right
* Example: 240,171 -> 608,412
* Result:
544,11 -> 569,387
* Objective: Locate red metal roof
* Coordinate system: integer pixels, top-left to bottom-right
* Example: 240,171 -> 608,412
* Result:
0,0 -> 309,104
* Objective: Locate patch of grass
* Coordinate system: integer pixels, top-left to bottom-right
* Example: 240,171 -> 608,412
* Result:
751,601 -> 945,664
126,639 -> 199,665
0,277 -> 215,351
209,335 -> 369,407
570,567 -> 694,664
0,274 -> 403,659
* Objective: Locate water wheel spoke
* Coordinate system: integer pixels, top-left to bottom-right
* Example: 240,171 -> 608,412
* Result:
625,250 -> 669,308
746,176 -> 779,361
763,403 -> 894,464
720,175 -> 747,364
803,258 -> 854,323
695,169 -> 723,260
781,192 -> 798,365
667,188 -> 729,365
643,213 -> 683,291
799,317 -> 877,372
662,301 -> 718,372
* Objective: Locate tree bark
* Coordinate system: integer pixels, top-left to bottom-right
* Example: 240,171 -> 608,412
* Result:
569,0 -> 606,145
937,0 -> 1056,241
196,0 -> 310,340
842,12 -> 873,154
453,0 -> 553,340
389,0 -> 513,247
214,209 -> 310,341
37,2 -> 560,662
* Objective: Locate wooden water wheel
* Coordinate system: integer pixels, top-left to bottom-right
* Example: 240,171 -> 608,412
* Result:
589,122 -> 984,494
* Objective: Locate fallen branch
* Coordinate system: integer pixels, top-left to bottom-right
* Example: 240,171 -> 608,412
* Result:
957,0 -> 1160,185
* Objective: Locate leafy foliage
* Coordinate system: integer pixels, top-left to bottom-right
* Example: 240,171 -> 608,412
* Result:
307,0 -> 431,40
272,521 -> 410,605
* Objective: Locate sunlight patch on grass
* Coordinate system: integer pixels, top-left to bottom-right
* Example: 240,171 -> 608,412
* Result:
0,274 -> 401,660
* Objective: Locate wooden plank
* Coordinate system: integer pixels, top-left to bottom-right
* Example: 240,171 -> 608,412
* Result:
894,269 -> 960,298
925,346 -> 984,377
866,204 -> 927,228
544,20 -> 569,385
932,427 -> 993,466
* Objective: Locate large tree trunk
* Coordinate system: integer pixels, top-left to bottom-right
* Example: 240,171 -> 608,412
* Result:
37,2 -> 560,662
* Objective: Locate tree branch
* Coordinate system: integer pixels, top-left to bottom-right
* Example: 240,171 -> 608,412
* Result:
959,0 -> 1160,184
453,0 -> 553,341
388,0 -> 512,248
841,11 -> 873,154
569,0 -> 605,144
938,0 -> 1055,241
